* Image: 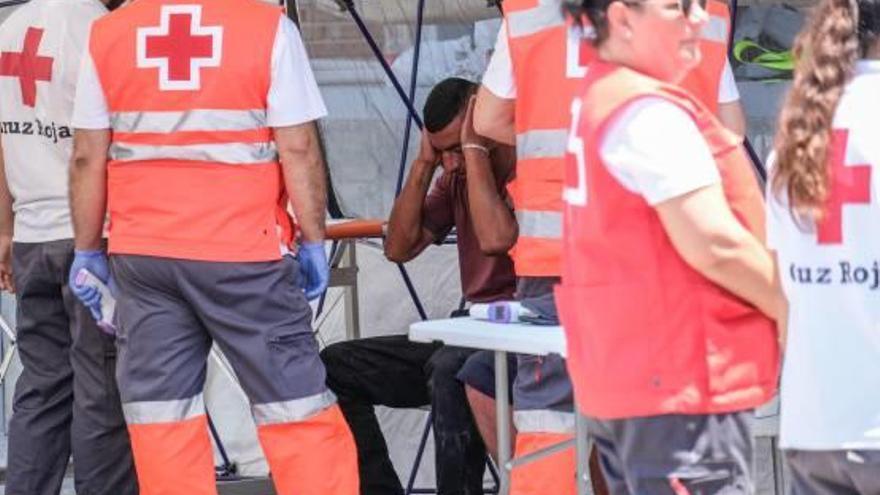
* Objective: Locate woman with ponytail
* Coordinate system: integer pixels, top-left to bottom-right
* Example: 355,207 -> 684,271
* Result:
770,0 -> 880,491
554,0 -> 784,492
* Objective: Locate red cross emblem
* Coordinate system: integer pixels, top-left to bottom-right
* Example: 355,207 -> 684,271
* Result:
0,27 -> 54,107
817,129 -> 872,244
136,5 -> 222,91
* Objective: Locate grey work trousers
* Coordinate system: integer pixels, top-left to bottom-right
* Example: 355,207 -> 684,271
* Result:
786,449 -> 880,495
587,411 -> 754,495
6,240 -> 138,495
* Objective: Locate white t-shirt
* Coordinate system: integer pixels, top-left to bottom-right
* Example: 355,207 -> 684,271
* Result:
72,15 -> 326,129
768,61 -> 880,451
0,0 -> 106,242
483,21 -> 740,104
600,98 -> 720,204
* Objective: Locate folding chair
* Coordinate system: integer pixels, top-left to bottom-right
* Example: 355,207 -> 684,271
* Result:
0,315 -> 17,388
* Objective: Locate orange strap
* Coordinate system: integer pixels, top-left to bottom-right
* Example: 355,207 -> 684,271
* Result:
325,219 -> 385,239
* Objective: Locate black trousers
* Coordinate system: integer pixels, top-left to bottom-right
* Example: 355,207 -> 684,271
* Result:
321,335 -> 487,495
6,240 -> 138,495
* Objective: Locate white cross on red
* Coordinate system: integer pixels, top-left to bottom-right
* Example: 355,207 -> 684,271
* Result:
817,129 -> 872,244
136,5 -> 222,91
0,27 -> 53,107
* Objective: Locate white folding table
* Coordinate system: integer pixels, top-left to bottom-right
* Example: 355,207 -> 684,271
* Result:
409,317 -> 593,495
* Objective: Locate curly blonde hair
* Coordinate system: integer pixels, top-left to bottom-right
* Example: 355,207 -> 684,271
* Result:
772,0 -> 863,215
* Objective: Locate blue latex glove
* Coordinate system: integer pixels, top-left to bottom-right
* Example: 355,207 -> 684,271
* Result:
296,241 -> 329,301
69,249 -> 114,321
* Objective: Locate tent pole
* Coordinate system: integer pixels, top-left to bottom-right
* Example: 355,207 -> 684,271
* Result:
344,0 -> 424,129
394,0 -> 427,195
392,0 -> 429,321
397,263 -> 429,321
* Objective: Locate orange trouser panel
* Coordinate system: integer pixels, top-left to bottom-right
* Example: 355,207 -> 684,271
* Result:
510,432 -> 577,495
257,405 -> 359,495
127,415 -> 217,495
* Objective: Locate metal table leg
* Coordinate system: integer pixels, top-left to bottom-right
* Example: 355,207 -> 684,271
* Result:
495,350 -> 511,495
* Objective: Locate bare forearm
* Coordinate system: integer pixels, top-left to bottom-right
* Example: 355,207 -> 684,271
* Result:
69,157 -> 106,250
69,130 -> 110,251
0,146 -> 14,238
283,155 -> 326,242
464,150 -> 517,254
698,233 -> 782,318
385,159 -> 434,258
277,123 -> 327,243
658,186 -> 782,321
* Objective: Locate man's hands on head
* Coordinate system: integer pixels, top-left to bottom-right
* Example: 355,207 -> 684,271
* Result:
417,129 -> 439,170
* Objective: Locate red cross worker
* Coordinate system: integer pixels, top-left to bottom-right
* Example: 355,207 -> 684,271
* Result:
555,0 -> 784,492
0,1 -> 138,494
68,1 -> 357,494
769,0 -> 880,491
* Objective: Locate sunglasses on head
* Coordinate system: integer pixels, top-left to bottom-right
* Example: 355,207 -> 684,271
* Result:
620,0 -> 707,15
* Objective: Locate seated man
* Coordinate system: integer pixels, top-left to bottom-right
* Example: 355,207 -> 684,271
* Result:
320,77 -> 517,495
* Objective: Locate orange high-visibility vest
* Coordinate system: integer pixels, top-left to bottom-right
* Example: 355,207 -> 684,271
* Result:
505,0 -> 595,277
89,0 -> 294,262
556,62 -> 778,419
680,0 -> 732,114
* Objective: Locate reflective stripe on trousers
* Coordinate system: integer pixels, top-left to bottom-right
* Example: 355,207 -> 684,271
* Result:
123,393 -> 205,424
252,390 -> 337,426
507,0 -> 565,38
514,408 -> 576,434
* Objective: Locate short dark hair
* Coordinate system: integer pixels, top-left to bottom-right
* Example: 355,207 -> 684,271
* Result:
423,77 -> 477,133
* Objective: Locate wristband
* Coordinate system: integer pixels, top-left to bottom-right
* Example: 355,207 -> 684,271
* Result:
462,143 -> 490,154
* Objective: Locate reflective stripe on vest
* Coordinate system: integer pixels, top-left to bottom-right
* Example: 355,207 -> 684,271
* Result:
111,109 -> 267,134
123,393 -> 205,425
516,129 -> 568,160
110,142 -> 277,164
252,390 -> 337,426
517,210 -> 563,239
513,409 -> 576,434
701,14 -> 728,43
507,0 -> 565,39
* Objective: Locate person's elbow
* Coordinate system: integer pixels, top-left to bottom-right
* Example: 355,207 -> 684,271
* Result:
70,129 -> 110,173
383,243 -> 411,264
383,231 -> 418,263
275,122 -> 320,168
681,228 -> 754,278
476,227 -> 517,256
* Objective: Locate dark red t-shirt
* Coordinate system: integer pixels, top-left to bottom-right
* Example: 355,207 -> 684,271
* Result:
422,169 -> 516,303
